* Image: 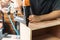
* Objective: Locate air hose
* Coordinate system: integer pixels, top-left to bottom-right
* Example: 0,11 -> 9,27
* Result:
7,15 -> 19,35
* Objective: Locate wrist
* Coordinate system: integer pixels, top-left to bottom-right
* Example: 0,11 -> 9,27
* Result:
34,15 -> 43,22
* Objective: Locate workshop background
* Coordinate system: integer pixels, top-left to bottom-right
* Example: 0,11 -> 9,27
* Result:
0,0 -> 23,35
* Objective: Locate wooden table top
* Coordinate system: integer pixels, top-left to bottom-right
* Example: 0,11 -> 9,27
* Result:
29,19 -> 60,30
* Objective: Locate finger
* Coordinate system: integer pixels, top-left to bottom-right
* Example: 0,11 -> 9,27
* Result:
29,19 -> 37,23
29,18 -> 35,22
29,18 -> 32,21
29,20 -> 33,23
29,15 -> 34,18
28,17 -> 32,20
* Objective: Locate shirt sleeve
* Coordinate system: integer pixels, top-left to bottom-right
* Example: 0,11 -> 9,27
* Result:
24,0 -> 30,6
52,0 -> 60,10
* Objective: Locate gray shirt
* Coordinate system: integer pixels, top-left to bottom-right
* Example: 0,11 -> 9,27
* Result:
30,0 -> 60,15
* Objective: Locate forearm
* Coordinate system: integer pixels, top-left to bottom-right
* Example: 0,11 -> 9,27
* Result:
39,10 -> 60,21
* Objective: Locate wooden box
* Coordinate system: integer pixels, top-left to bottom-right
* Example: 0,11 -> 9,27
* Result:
20,19 -> 60,40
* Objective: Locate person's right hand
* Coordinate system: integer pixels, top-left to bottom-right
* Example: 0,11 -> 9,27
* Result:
28,15 -> 41,23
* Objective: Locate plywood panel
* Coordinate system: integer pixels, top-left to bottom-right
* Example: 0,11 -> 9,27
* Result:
20,23 -> 32,40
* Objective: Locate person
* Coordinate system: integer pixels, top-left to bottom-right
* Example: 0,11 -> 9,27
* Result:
24,0 -> 60,26
1,0 -> 20,14
0,0 -> 14,13
0,0 -> 16,34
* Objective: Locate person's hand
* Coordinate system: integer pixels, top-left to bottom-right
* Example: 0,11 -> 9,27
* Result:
28,15 -> 41,23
